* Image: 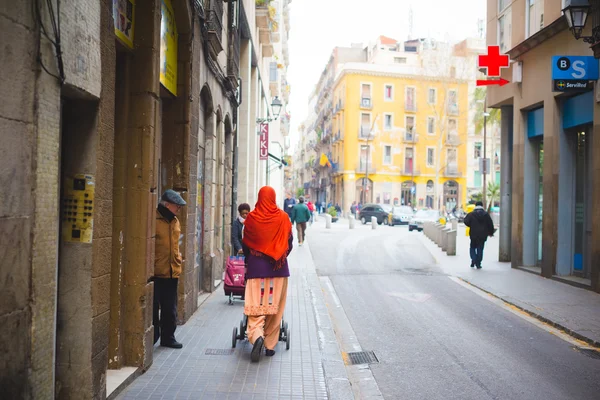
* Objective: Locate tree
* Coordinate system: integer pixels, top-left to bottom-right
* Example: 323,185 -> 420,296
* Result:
486,181 -> 500,212
472,87 -> 502,186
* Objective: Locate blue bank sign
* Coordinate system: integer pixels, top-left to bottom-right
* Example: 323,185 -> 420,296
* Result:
552,56 -> 599,92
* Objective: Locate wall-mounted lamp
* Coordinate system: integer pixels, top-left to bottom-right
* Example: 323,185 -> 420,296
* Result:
256,96 -> 283,123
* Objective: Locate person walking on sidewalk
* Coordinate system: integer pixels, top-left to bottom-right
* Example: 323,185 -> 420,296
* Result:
153,189 -> 187,349
463,201 -> 495,269
291,196 -> 311,246
232,203 -> 251,255
242,186 -> 293,362
283,193 -> 296,219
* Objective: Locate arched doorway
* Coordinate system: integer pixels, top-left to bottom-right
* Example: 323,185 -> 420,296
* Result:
443,180 -> 459,211
356,178 -> 373,204
401,180 -> 415,206
426,180 -> 434,208
199,85 -> 214,293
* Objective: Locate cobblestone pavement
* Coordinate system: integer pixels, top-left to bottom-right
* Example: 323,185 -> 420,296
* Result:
116,246 -> 333,400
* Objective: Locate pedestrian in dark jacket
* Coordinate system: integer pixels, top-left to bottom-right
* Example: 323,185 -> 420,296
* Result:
291,196 -> 312,246
283,194 -> 296,219
463,201 -> 495,269
232,203 -> 251,255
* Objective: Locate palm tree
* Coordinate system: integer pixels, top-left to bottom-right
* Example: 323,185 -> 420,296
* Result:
486,181 -> 500,212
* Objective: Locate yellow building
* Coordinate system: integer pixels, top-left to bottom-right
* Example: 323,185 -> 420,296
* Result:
331,65 -> 469,212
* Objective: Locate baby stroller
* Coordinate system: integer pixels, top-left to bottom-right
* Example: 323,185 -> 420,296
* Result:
224,256 -> 246,305
232,314 -> 290,351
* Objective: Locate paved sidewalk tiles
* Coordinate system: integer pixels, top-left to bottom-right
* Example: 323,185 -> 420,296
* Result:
117,239 -> 349,400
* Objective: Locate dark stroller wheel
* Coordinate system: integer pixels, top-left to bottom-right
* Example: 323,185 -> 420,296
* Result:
285,328 -> 290,350
239,320 -> 244,339
228,293 -> 234,305
232,327 -> 238,348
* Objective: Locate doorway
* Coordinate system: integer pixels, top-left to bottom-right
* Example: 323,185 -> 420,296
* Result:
572,129 -> 592,279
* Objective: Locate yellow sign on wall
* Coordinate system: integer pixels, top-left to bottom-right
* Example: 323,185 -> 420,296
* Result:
113,0 -> 135,49
62,174 -> 95,244
160,0 -> 178,95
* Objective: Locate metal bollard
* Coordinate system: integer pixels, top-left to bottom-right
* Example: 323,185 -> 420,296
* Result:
325,214 -> 332,229
451,218 -> 458,231
434,223 -> 442,245
371,216 -> 377,229
349,215 -> 355,229
437,225 -> 445,247
447,229 -> 457,256
441,228 -> 451,252
313,212 -> 318,222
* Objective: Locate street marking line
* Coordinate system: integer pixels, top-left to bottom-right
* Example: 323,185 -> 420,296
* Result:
448,276 -> 600,351
323,276 -> 342,308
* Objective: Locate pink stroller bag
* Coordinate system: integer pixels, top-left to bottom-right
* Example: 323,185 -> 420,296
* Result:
224,256 -> 246,304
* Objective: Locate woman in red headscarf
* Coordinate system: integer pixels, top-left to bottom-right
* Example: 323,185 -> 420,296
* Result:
242,186 -> 293,362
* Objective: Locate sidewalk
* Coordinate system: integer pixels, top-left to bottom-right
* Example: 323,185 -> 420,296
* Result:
116,239 -> 351,400
418,225 -> 600,347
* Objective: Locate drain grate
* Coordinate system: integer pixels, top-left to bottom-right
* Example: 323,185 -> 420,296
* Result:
343,351 -> 379,365
205,348 -> 234,356
574,347 -> 600,359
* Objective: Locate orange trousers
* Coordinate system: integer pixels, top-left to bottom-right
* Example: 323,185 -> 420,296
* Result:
245,277 -> 288,350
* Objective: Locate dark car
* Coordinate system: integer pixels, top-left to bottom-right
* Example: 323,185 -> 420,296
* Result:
358,203 -> 390,225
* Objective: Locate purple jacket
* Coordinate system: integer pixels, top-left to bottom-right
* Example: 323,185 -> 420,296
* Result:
242,234 -> 293,279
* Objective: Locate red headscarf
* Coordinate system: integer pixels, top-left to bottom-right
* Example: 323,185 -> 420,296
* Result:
242,186 -> 292,262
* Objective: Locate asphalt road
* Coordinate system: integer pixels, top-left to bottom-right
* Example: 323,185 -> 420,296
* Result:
308,219 -> 600,400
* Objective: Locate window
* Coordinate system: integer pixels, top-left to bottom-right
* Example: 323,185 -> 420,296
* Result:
404,147 -> 414,173
427,117 -> 435,135
360,113 -> 371,138
448,118 -> 458,140
394,57 -> 407,64
384,114 -> 393,130
447,148 -> 458,166
405,116 -> 415,140
427,147 -> 435,167
428,88 -> 436,104
474,142 -> 482,159
361,83 -> 371,99
384,84 -> 394,101
498,6 -> 512,53
360,145 -> 370,168
527,0 -> 544,37
474,170 -> 482,187
269,62 -> 278,82
384,145 -> 392,165
405,87 -> 416,111
447,89 -> 458,114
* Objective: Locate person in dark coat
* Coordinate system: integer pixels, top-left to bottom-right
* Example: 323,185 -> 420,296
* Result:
232,203 -> 251,255
283,193 -> 296,219
463,201 -> 495,269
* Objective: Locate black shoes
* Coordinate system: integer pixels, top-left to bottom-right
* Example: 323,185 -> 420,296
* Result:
161,340 -> 183,349
470,262 -> 474,268
251,337 -> 264,362
476,264 -> 482,269
265,349 -> 276,357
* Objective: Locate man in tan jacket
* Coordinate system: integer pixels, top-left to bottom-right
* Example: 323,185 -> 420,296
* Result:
153,189 -> 186,348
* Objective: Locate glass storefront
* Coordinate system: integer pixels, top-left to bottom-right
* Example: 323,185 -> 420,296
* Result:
537,141 -> 543,265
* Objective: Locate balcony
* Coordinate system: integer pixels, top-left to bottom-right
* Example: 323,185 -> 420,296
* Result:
444,165 -> 461,177
360,97 -> 373,109
403,167 -> 420,176
355,163 -> 375,174
255,3 -> 269,29
205,0 -> 224,59
446,134 -> 461,146
226,28 -> 240,88
262,43 -> 274,57
404,131 -> 419,143
447,103 -> 459,116
358,127 -> 371,140
405,102 -> 417,112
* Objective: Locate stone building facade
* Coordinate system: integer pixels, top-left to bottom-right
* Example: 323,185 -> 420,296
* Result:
0,0 -> 285,398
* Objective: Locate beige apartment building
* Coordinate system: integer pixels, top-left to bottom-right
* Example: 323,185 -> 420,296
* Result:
486,0 -> 600,292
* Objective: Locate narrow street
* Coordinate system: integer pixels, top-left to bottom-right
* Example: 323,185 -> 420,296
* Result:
308,218 -> 600,400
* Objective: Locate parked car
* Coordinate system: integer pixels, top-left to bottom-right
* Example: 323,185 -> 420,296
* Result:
389,205 -> 414,226
358,203 -> 390,225
408,209 -> 441,232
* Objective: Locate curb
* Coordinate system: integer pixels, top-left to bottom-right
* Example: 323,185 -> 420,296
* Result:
458,277 -> 600,349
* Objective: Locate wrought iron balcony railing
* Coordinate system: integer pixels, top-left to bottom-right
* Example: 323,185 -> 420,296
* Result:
205,0 -> 224,58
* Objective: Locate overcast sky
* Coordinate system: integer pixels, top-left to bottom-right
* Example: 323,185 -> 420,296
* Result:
285,0 -> 486,150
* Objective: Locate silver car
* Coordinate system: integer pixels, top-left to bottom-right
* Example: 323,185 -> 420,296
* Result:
390,206 -> 414,226
408,210 -> 440,232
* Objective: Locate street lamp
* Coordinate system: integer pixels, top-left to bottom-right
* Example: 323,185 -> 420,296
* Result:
477,99 -> 490,208
256,96 -> 284,123
563,0 -> 592,40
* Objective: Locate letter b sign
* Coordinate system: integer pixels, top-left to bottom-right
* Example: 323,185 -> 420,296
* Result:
557,57 -> 571,71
